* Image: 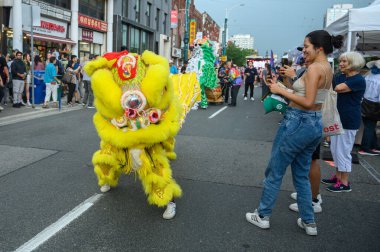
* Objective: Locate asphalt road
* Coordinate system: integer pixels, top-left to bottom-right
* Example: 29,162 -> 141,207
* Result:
0,88 -> 379,252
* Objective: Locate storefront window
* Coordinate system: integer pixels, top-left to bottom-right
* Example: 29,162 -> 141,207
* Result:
79,0 -> 105,20
141,31 -> 147,52
129,27 -> 140,53
122,25 -> 128,48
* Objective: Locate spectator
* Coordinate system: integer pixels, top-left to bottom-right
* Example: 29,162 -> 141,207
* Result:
11,51 -> 26,108
71,55 -> 82,102
244,61 -> 258,101
228,64 -> 242,107
65,60 -> 80,106
82,56 -> 94,108
358,59 -> 380,155
169,60 -> 178,74
42,56 -> 61,108
180,61 -> 188,74
224,61 -> 233,104
34,55 -> 45,70
246,30 -> 342,236
23,53 -> 32,106
321,51 -> 366,192
0,56 -> 10,107
52,48 -> 59,59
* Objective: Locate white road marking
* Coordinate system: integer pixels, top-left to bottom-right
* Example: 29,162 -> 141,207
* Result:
15,193 -> 103,252
208,106 -> 228,119
359,159 -> 380,184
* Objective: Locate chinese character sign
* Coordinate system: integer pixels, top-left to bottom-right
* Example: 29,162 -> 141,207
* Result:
189,19 -> 196,46
78,14 -> 107,32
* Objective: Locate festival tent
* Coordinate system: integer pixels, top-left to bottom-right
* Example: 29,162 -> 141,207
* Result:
325,0 -> 380,56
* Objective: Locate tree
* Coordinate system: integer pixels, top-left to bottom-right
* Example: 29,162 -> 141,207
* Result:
226,42 -> 256,66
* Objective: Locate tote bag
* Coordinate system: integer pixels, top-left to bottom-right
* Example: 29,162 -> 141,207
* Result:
321,85 -> 344,137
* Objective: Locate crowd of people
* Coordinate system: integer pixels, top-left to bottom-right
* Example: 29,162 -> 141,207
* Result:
0,49 -> 96,111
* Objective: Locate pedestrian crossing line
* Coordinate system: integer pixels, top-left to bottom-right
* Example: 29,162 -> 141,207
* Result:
208,106 -> 228,119
359,159 -> 380,184
15,193 -> 103,252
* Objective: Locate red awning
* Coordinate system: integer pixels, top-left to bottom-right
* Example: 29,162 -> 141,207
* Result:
25,33 -> 76,44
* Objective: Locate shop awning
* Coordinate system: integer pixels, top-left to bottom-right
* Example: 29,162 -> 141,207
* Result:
25,33 -> 76,44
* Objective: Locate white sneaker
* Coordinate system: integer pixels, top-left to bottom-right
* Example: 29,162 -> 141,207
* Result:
289,201 -> 322,213
100,184 -> 110,193
0,105 -> 3,111
250,97 -> 255,101
297,218 -> 318,236
163,202 -> 176,220
290,192 -> 322,204
27,102 -> 32,107
245,209 -> 270,229
244,97 -> 248,100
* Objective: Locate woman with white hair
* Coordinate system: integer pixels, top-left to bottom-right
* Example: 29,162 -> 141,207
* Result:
321,51 -> 366,192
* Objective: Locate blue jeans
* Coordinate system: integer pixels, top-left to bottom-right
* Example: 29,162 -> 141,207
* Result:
258,107 -> 322,224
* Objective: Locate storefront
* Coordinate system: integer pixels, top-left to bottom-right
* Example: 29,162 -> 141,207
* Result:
78,14 -> 107,60
22,16 -> 74,60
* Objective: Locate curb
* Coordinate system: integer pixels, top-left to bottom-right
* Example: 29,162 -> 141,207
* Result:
0,106 -> 84,127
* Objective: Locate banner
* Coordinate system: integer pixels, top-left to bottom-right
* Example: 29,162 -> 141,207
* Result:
189,19 -> 196,46
171,10 -> 178,29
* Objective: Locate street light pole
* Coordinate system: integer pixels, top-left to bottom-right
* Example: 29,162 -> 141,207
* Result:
183,0 -> 190,62
222,3 -> 244,59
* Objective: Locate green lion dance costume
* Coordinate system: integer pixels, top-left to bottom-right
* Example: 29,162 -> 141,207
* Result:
84,50 -> 199,219
186,38 -> 219,109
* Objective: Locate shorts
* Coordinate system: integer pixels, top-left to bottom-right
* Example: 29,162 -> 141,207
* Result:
312,143 -> 321,160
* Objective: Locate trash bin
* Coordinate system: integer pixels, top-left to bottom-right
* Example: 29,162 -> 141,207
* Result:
30,70 -> 46,104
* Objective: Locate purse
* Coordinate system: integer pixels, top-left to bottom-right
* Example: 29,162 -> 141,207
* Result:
321,84 -> 344,137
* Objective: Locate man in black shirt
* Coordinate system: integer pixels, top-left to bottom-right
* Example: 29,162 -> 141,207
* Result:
244,61 -> 258,101
11,51 -> 26,107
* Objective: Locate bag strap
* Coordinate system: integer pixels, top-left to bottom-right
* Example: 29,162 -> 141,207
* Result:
314,62 -> 330,89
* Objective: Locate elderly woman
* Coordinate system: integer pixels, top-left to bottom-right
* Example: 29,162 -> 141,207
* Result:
358,59 -> 380,156
321,52 -> 366,192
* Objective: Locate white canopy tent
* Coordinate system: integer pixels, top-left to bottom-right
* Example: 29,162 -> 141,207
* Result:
325,0 -> 380,56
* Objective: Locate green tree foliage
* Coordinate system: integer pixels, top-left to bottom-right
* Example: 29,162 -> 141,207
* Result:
226,42 -> 257,66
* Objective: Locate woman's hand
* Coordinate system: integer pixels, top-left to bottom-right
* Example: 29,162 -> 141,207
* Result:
280,65 -> 297,79
269,81 -> 283,95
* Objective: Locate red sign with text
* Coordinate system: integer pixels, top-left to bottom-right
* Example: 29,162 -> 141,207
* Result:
171,10 -> 178,29
82,29 -> 93,42
78,14 -> 107,32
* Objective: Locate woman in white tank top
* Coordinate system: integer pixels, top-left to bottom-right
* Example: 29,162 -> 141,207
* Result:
246,30 -> 343,236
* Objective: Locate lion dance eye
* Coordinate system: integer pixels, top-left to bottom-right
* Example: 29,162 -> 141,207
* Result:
120,90 -> 147,112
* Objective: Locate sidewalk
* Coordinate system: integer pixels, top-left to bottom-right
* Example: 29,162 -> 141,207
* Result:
0,100 -> 87,126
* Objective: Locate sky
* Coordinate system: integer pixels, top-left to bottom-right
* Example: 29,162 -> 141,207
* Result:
195,0 -> 372,56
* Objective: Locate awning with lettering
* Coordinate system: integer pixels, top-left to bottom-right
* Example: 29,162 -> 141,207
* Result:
25,33 -> 76,44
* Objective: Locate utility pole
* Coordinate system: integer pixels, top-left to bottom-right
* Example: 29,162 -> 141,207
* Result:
183,0 -> 190,62
222,14 -> 227,57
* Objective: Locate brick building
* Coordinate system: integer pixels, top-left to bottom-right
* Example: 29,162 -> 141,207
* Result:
171,0 -> 220,64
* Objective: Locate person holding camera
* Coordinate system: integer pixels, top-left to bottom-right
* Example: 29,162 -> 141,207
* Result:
246,30 -> 343,236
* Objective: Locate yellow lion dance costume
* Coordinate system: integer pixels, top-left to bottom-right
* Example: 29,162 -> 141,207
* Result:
84,50 -> 199,219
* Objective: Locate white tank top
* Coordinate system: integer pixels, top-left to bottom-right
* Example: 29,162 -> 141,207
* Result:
293,63 -> 330,104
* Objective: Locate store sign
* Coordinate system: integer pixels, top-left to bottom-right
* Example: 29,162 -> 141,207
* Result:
23,16 -> 67,38
82,29 -> 93,42
78,14 -> 107,32
170,10 -> 178,29
189,19 -> 196,46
